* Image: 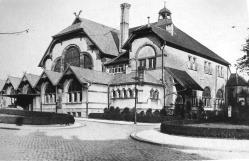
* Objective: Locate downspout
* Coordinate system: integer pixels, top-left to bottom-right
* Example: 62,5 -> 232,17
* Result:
107,84 -> 110,109
161,41 -> 166,108
40,85 -> 43,112
86,82 -> 92,118
55,86 -> 58,113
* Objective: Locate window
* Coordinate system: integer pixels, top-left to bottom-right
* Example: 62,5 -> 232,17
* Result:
148,58 -> 156,69
204,61 -> 212,75
192,91 -> 198,107
188,56 -> 197,71
22,84 -> 32,94
53,57 -> 61,72
112,90 -> 116,98
83,54 -> 93,69
215,89 -> 224,109
123,88 -> 127,98
202,87 -> 211,107
128,88 -> 133,98
64,46 -> 80,69
44,83 -> 56,104
217,65 -> 224,78
67,80 -> 82,103
139,59 -> 146,68
137,45 -> 156,70
150,88 -> 159,100
117,89 -> 121,98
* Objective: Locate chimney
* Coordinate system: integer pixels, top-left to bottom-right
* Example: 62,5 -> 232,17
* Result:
120,3 -> 131,52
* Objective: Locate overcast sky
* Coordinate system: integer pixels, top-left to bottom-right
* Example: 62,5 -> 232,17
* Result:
0,0 -> 248,79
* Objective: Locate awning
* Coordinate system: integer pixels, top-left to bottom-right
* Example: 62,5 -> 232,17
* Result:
2,94 -> 40,98
165,67 -> 203,91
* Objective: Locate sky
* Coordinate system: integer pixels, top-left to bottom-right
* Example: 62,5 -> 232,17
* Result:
0,0 -> 248,80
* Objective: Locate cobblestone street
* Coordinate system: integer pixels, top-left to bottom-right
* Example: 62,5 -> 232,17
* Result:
0,120 -> 206,160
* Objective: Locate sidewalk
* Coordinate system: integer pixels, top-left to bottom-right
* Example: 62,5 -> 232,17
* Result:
131,129 -> 249,160
76,118 -> 161,126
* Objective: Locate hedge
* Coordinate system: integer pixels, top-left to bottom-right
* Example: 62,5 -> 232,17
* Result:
160,121 -> 249,139
0,109 -> 75,125
89,112 -> 181,123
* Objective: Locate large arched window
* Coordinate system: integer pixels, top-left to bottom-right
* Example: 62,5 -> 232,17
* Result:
202,87 -> 211,107
137,45 -> 156,69
53,57 -> 61,72
67,79 -> 82,103
44,83 -> 56,104
64,46 -> 80,69
83,53 -> 93,69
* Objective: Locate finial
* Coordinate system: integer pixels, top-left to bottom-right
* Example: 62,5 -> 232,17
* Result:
147,16 -> 150,27
74,10 -> 82,18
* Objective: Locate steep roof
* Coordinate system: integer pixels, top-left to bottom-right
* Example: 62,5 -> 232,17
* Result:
6,76 -> 22,89
0,79 -> 5,91
226,73 -> 248,87
54,17 -> 120,57
165,67 -> 203,91
124,21 -> 230,66
61,66 -> 162,86
68,66 -> 113,85
35,70 -> 62,87
23,73 -> 40,88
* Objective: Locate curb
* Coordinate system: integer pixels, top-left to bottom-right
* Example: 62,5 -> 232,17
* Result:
0,122 -> 85,130
130,131 -> 249,152
76,118 -> 161,126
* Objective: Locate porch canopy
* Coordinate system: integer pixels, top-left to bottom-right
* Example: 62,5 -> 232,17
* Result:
165,67 -> 203,91
2,94 -> 39,98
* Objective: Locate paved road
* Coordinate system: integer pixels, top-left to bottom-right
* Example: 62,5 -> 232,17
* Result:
0,120 -> 207,161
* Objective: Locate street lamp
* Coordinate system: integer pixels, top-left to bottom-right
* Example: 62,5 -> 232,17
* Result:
130,58 -> 139,124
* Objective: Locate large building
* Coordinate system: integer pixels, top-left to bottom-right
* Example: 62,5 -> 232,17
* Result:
1,3 -> 230,117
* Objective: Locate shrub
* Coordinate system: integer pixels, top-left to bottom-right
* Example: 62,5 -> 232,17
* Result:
153,110 -> 160,117
146,108 -> 152,116
0,109 -> 75,125
160,107 -> 167,116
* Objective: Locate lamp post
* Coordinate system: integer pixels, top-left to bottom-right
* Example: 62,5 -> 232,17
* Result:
130,58 -> 139,124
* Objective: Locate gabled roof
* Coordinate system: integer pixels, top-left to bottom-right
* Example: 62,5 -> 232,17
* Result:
226,73 -> 248,87
124,21 -> 230,66
64,66 -> 113,85
0,79 -> 5,91
5,76 -> 22,90
22,73 -> 40,88
54,17 -> 120,57
36,70 -> 62,87
105,51 -> 129,66
165,67 -> 203,91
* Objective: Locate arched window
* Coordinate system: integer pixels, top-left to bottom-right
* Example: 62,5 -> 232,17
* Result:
44,83 -> 56,104
64,46 -> 80,69
117,89 -> 121,98
112,89 -> 116,99
202,87 -> 211,107
53,57 -> 61,72
123,88 -> 127,98
154,90 -> 159,100
128,88 -> 133,98
216,89 -> 224,109
137,45 -> 156,69
67,79 -> 82,103
150,89 -> 154,98
83,54 -> 93,69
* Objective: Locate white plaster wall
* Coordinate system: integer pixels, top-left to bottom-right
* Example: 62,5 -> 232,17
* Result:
129,36 -> 230,110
